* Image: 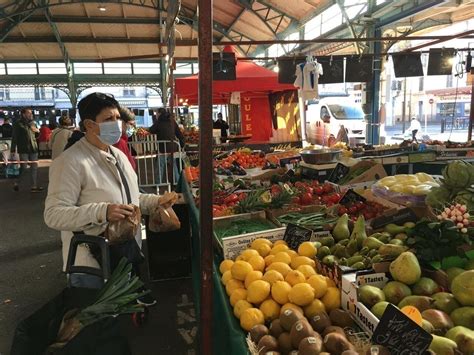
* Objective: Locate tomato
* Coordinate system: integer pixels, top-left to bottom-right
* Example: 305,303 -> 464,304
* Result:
305,186 -> 314,195
311,180 -> 320,187
224,194 -> 239,204
363,211 -> 375,220
338,206 -> 348,215
295,181 -> 305,189
300,193 -> 313,205
348,206 -> 358,214
271,185 -> 282,195
314,186 -> 324,195
322,183 -> 334,193
330,193 -> 342,203
291,196 -> 301,205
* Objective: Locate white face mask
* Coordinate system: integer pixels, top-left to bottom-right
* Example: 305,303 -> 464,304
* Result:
97,120 -> 122,145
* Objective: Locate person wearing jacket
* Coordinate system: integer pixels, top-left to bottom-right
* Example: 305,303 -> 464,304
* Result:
50,115 -> 73,160
149,108 -> 185,184
44,92 -> 160,305
1,118 -> 13,138
113,106 -> 136,171
10,108 -> 43,192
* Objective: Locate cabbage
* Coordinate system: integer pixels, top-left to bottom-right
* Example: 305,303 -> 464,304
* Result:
425,186 -> 451,209
442,161 -> 474,188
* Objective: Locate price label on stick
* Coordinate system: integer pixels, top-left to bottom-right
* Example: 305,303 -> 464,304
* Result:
283,223 -> 313,251
372,304 -> 432,355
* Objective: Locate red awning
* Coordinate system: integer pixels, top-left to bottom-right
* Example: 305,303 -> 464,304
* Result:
175,46 -> 296,105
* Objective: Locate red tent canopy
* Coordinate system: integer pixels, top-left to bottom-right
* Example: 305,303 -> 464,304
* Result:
174,46 -> 296,105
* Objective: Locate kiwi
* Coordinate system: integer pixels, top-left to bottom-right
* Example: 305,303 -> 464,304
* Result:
270,319 -> 285,338
278,332 -> 293,355
322,326 -> 346,337
323,333 -> 355,355
280,309 -> 302,332
329,309 -> 355,328
265,352 -> 281,355
341,351 -> 358,355
309,311 -> 332,333
290,319 -> 313,349
258,335 -> 279,353
288,351 -> 299,355
365,345 -> 390,355
298,336 -> 323,355
250,324 -> 269,344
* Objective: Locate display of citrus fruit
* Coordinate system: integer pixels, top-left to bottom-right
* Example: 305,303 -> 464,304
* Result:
264,255 -> 275,267
231,260 -> 253,281
273,240 -> 288,246
286,250 -> 299,261
259,299 -> 281,322
262,270 -> 284,285
247,280 -> 271,304
325,277 -> 336,288
303,299 -> 326,318
298,242 -> 317,258
297,265 -> 317,279
221,270 -> 232,285
240,249 -> 260,262
291,256 -> 316,270
266,262 -> 291,277
245,270 -> 263,289
226,279 -> 244,296
288,283 -> 315,306
250,238 -> 272,249
219,259 -> 234,274
270,244 -> 289,255
272,251 -> 292,265
285,270 -> 306,286
240,308 -> 265,331
307,274 -> 328,299
234,300 -> 253,319
230,288 -> 248,307
321,287 -> 341,312
248,255 -> 265,272
254,243 -> 271,257
271,281 -> 292,305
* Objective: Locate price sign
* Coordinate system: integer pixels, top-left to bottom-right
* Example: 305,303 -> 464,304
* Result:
283,223 -> 313,251
339,189 -> 366,205
372,304 -> 432,355
328,163 -> 351,183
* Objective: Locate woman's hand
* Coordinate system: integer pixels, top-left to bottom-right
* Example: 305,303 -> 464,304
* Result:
107,204 -> 134,222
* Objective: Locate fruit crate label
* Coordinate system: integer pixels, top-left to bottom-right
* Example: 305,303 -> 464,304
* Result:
283,223 -> 313,251
372,304 -> 432,354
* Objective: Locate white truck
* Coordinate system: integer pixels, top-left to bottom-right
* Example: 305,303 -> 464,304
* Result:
305,97 -> 366,147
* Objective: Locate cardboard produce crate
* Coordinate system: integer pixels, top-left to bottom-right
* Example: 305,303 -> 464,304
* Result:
213,211 -> 285,260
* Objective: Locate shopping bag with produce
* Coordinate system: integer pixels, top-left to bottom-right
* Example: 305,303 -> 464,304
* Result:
6,153 -> 20,178
105,204 -> 141,244
149,192 -> 181,233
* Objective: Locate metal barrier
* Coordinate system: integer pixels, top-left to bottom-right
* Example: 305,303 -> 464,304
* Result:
128,135 -> 184,192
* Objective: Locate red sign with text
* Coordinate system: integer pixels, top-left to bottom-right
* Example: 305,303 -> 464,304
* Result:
240,95 -> 273,142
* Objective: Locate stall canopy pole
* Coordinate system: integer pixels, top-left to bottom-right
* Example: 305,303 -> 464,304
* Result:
198,0 -> 213,354
469,69 -> 474,141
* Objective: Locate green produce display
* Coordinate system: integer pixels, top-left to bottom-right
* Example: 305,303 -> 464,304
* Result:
276,211 -> 336,231
214,219 -> 277,240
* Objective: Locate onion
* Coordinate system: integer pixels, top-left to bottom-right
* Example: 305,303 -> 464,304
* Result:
451,216 -> 458,221
457,223 -> 464,229
445,207 -> 451,214
441,212 -> 448,218
463,213 -> 470,219
457,215 -> 464,222
463,219 -> 469,225
460,205 -> 467,213
461,228 -> 468,233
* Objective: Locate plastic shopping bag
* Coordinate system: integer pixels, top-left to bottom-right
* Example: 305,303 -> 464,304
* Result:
6,153 -> 20,178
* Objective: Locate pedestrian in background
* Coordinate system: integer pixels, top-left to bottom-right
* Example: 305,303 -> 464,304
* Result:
50,115 -> 73,160
38,123 -> 52,154
10,108 -> 43,192
408,117 -> 421,143
0,118 -> 13,138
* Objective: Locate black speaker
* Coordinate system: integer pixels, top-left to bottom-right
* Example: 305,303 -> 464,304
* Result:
345,56 -> 373,82
213,52 -> 236,80
278,57 -> 305,84
427,48 -> 455,76
392,53 -> 424,77
318,56 -> 344,84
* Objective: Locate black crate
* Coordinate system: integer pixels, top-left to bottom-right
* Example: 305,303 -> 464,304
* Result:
145,204 -> 192,281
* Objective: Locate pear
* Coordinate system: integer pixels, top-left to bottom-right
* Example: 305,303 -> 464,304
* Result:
421,309 -> 454,333
389,251 -> 421,285
429,335 -> 459,355
421,319 -> 435,334
333,214 -> 350,241
451,270 -> 474,306
359,285 -> 386,308
388,239 -> 404,246
451,307 -> 474,329
446,326 -> 474,354
398,296 -> 434,312
432,292 -> 461,314
378,244 -> 408,258
446,267 -> 465,286
371,301 -> 390,319
350,215 -> 367,249
412,277 -> 441,296
383,281 -> 412,305
465,259 -> 474,270
363,237 -> 385,250
384,223 -> 406,236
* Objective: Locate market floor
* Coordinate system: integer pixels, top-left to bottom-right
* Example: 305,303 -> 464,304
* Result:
0,163 -> 197,355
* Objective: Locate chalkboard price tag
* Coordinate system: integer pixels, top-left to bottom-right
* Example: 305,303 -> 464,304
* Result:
339,189 -> 366,205
372,304 -> 433,355
328,163 -> 351,183
283,223 -> 313,251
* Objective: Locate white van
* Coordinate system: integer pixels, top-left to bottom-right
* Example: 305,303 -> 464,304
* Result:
305,97 -> 366,146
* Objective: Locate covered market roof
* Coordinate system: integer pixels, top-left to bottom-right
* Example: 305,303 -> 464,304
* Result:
1,0 -> 474,62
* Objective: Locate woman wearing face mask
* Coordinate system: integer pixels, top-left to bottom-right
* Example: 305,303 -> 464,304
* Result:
44,92 -> 159,306
113,106 -> 136,171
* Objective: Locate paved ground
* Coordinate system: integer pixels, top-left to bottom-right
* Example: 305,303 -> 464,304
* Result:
0,162 -> 196,354
384,123 -> 468,144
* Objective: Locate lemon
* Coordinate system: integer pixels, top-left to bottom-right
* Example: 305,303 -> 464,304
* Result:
247,280 -> 271,304
259,299 -> 281,322
303,299 -> 326,318
240,249 -> 260,261
262,270 -> 284,285
291,256 -> 316,270
288,283 -> 315,306
226,279 -> 244,296
297,265 -> 317,279
274,240 -> 288,246
219,259 -> 234,274
255,243 -> 271,257
221,270 -> 232,285
325,277 -> 336,288
298,242 -> 317,258
285,270 -> 306,286
307,274 -> 328,299
240,308 -> 265,331
280,303 -> 304,316
286,250 -> 299,261
321,287 -> 341,312
234,299 -> 253,319
248,255 -> 265,272
264,255 -> 275,267
251,238 -> 272,249
267,262 -> 292,277
230,288 -> 248,307
245,270 -> 263,289
231,260 -> 253,281
270,244 -> 289,255
271,281 -> 292,305
272,251 -> 292,265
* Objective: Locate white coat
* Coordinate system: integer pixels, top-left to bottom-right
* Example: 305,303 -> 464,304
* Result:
50,127 -> 73,160
44,137 -> 160,270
